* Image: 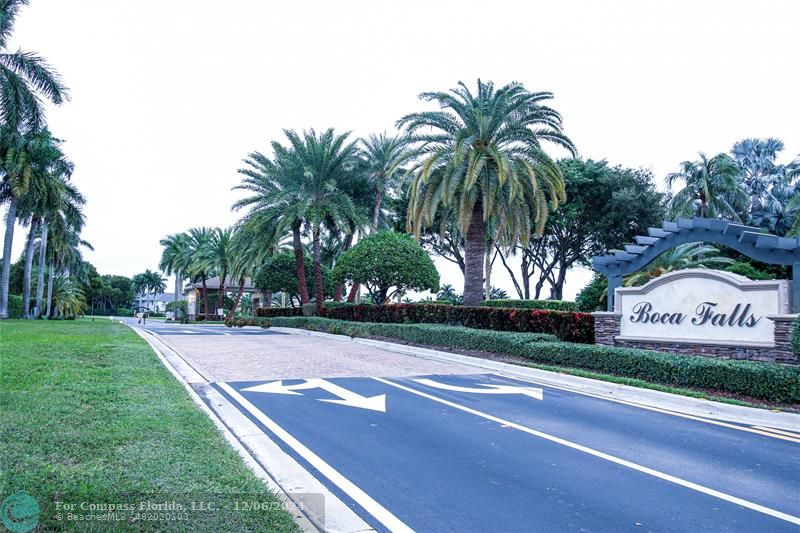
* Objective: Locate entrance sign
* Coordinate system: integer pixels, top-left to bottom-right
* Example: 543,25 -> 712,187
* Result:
615,270 -> 790,347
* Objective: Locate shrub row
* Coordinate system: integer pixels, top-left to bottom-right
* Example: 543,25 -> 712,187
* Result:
272,317 -> 800,403
322,303 -> 594,343
479,299 -> 578,312
225,317 -> 272,328
255,307 -> 303,318
270,316 -> 557,352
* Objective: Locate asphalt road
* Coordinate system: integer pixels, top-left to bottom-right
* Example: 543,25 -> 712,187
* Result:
128,319 -> 800,531
215,374 -> 800,532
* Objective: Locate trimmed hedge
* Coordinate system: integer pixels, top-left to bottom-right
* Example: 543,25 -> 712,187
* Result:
225,317 -> 272,328
480,299 -> 578,312
270,316 -> 557,352
255,307 -> 303,318
7,294 -> 23,318
322,303 -> 593,343
793,318 -> 800,356
273,317 -> 800,403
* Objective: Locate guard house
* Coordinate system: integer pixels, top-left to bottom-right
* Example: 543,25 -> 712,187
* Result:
183,276 -> 266,320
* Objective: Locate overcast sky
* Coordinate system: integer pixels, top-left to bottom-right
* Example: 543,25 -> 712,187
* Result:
5,0 -> 799,299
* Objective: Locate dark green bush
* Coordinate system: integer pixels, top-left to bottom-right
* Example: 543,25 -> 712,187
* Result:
224,317 -> 271,328
7,294 -> 23,318
271,316 -> 557,352
115,308 -> 133,317
273,317 -> 800,403
480,299 -> 577,312
792,319 -> 800,356
255,307 -> 303,318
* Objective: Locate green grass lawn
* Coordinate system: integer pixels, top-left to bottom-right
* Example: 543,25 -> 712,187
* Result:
0,319 -> 298,532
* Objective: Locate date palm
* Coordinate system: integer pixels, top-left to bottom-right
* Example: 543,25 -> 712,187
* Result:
1,0 -> 68,131
186,227 -> 213,319
666,153 -> 746,221
234,146 -> 312,305
159,232 -> 191,317
198,226 -> 233,317
361,132 -> 414,232
234,129 -> 362,314
399,80 -> 575,305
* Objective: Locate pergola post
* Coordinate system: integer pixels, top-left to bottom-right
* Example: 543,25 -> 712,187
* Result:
607,274 -> 621,312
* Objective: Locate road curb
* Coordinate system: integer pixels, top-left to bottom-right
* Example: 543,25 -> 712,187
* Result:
270,327 -> 800,432
129,326 -> 376,533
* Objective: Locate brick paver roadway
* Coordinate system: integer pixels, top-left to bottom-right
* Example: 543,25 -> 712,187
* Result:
148,325 -> 476,381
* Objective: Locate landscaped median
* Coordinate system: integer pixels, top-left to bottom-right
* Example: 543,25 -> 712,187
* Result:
262,316 -> 800,405
0,319 -> 298,532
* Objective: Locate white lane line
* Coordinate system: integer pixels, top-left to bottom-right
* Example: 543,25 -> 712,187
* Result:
218,383 -> 412,533
142,329 -> 158,336
181,330 -> 197,334
374,377 -> 800,527
498,373 -> 800,444
752,426 -> 800,439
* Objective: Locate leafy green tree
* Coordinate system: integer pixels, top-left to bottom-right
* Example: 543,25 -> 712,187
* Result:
333,231 -> 439,304
731,138 -> 799,235
666,153 -> 746,220
254,253 -> 332,306
497,159 -> 665,299
575,274 -> 607,312
399,80 -> 575,305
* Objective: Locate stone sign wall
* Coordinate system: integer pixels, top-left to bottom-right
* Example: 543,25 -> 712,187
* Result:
593,269 -> 797,364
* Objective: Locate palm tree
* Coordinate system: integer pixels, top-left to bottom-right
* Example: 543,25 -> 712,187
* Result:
146,270 -> 167,312
159,232 -> 191,317
234,147 -> 312,306
0,128 -> 59,317
198,227 -> 233,318
624,243 -> 735,287
226,224 -> 274,320
0,0 -> 68,131
361,132 -> 414,232
666,153 -> 747,221
186,227 -> 213,319
234,129 -> 362,314
399,80 -> 576,305
49,275 -> 85,318
44,220 -> 91,317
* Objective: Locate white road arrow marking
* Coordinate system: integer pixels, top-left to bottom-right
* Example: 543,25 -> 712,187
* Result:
242,379 -> 387,412
413,378 -> 543,400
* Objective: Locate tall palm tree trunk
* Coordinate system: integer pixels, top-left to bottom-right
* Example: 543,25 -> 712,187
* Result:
371,187 -> 383,232
483,244 -> 493,301
35,221 -> 49,318
292,222 -> 310,304
0,198 -> 18,319
333,232 -> 354,301
201,276 -> 210,320
218,272 -> 227,320
463,203 -> 486,307
174,273 -> 182,317
22,219 -> 39,318
312,225 -> 324,314
227,277 -> 245,320
45,262 -> 54,319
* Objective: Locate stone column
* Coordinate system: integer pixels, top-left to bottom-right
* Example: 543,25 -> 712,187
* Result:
592,312 -> 621,346
767,314 -> 798,365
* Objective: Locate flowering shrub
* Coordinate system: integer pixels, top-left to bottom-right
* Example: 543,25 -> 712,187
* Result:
479,299 -> 578,312
322,303 -> 594,343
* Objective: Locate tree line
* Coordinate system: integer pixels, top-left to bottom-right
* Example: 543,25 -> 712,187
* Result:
0,0 -> 90,319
